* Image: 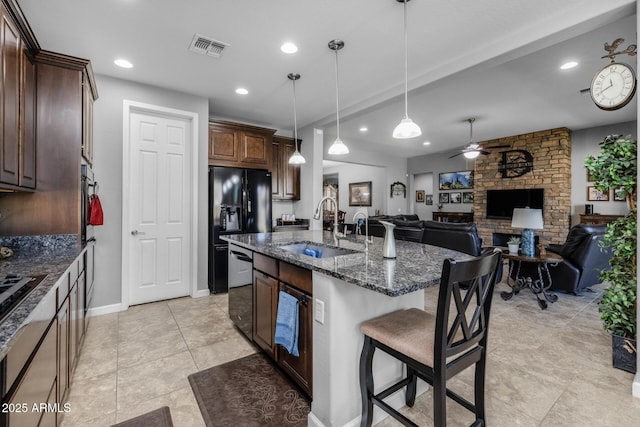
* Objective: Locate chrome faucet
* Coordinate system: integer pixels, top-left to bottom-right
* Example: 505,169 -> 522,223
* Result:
313,196 -> 344,243
352,211 -> 373,252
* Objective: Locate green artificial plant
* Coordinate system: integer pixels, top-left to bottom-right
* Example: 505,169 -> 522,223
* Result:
585,134 -> 637,339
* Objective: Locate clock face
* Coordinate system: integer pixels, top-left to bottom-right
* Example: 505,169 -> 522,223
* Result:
590,62 -> 637,111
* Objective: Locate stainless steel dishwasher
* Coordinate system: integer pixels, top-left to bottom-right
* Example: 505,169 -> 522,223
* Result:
228,244 -> 253,339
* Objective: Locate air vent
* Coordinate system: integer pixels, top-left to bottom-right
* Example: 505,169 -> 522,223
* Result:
189,34 -> 229,58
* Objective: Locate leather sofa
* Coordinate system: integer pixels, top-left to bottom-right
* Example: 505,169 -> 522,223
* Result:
509,223 -> 611,294
421,221 -> 483,256
367,214 -> 425,243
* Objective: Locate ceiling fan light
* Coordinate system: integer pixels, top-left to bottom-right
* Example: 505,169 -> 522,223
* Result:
463,150 -> 481,159
288,149 -> 306,164
328,138 -> 350,155
393,117 -> 422,139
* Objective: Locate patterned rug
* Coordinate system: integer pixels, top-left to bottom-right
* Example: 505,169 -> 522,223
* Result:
188,352 -> 310,426
111,406 -> 173,427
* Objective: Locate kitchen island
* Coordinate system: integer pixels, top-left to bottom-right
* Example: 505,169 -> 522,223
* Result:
222,230 -> 472,426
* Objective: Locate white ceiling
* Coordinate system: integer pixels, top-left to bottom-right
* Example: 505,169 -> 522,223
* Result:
16,0 -> 638,159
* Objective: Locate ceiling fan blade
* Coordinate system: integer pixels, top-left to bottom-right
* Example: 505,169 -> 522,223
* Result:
490,145 -> 511,149
479,150 -> 491,155
448,152 -> 463,159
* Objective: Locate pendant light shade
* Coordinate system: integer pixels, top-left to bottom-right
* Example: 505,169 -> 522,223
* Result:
328,39 -> 349,155
463,118 -> 480,159
287,73 -> 306,165
393,0 -> 421,139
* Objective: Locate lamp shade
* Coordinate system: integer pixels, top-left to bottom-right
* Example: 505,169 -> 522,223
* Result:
288,149 -> 306,164
511,208 -> 544,230
328,138 -> 349,155
392,118 -> 422,139
463,150 -> 480,159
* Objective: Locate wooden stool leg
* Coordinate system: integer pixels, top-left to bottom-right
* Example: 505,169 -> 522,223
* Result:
405,365 -> 417,407
359,336 -> 375,427
474,352 -> 487,425
433,374 -> 446,427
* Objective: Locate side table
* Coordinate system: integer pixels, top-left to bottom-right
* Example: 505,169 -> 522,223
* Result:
500,250 -> 563,310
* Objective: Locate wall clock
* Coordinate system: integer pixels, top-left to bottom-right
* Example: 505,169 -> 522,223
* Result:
590,62 -> 637,111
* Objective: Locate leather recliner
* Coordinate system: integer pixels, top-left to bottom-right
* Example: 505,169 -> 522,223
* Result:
368,214 -> 425,243
510,223 -> 611,294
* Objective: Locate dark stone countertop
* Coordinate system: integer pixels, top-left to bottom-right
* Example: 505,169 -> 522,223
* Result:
222,230 -> 472,296
0,234 -> 85,358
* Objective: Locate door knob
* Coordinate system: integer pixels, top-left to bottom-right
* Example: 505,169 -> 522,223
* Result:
131,230 -> 146,236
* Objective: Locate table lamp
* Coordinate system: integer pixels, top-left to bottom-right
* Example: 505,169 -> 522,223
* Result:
511,208 -> 544,256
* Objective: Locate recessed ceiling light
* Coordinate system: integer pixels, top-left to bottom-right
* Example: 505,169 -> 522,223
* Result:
114,58 -> 133,68
359,127 -> 368,132
560,61 -> 578,70
235,88 -> 249,95
280,42 -> 298,54
423,141 -> 431,146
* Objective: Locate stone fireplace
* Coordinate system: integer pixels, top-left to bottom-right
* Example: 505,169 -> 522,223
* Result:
474,127 -> 572,245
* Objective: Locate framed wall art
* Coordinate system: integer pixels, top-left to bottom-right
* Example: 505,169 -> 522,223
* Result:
587,186 -> 609,201
450,192 -> 462,203
439,193 -> 450,203
425,194 -> 433,205
439,171 -> 473,190
416,190 -> 425,203
613,187 -> 626,201
349,181 -> 372,206
462,192 -> 474,203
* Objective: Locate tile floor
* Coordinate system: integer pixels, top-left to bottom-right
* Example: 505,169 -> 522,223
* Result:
61,279 -> 640,427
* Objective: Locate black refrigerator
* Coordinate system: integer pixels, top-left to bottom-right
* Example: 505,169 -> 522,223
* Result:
209,166 -> 272,293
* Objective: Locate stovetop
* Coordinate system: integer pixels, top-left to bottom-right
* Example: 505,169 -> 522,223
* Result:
0,274 -> 46,322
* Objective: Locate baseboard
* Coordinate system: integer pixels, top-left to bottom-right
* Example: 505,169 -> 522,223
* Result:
192,288 -> 211,298
633,372 -> 640,398
87,303 -> 124,317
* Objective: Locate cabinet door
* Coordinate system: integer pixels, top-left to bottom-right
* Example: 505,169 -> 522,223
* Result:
19,47 -> 36,188
271,140 -> 282,198
76,270 -> 86,348
81,71 -> 94,165
277,284 -> 312,397
239,131 -> 270,166
7,320 -> 57,427
0,12 -> 21,186
282,141 -> 301,200
253,270 -> 278,358
69,282 -> 78,372
57,296 -> 70,402
209,124 -> 239,163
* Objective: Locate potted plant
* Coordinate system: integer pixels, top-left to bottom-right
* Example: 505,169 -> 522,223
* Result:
507,236 -> 521,255
585,134 -> 637,373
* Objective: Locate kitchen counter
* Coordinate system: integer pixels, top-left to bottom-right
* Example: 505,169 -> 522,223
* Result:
223,230 -> 473,426
222,230 -> 471,296
0,234 -> 83,358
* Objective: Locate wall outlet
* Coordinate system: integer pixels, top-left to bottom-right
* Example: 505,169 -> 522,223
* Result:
315,299 -> 325,324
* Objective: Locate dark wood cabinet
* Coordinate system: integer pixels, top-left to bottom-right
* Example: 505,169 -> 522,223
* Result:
20,45 -> 36,189
81,69 -> 96,165
277,262 -> 312,397
579,214 -> 623,224
253,270 -> 279,358
209,121 -> 275,169
272,136 -> 301,200
252,253 -> 313,397
0,7 -> 21,187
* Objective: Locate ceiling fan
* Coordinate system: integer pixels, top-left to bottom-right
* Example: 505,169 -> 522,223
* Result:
448,118 -> 509,159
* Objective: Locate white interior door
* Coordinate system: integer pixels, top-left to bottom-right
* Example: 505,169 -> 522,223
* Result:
127,110 -> 191,305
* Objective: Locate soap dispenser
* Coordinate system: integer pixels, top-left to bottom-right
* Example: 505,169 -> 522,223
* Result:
379,220 -> 396,259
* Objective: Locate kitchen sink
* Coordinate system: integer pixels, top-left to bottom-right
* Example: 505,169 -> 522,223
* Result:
276,241 -> 360,258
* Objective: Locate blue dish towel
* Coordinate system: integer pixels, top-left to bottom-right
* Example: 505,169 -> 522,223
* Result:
274,291 -> 299,357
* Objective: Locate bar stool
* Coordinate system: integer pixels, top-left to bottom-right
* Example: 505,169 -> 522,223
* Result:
359,249 -> 502,427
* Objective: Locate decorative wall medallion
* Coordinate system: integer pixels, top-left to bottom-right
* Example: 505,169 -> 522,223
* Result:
498,150 -> 534,178
390,181 -> 406,198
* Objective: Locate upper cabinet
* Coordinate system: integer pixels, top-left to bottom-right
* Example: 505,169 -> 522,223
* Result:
209,121 -> 275,169
272,136 -> 301,200
81,67 -> 97,165
0,3 -> 35,190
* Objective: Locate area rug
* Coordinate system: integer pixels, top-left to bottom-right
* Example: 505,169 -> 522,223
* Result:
188,352 -> 310,426
111,406 -> 173,427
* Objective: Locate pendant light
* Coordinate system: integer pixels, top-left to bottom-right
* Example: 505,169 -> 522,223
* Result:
287,73 -> 306,164
328,39 -> 349,155
463,118 -> 481,159
392,0 -> 422,139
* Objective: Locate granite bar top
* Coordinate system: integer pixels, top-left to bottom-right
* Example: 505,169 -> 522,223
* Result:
222,230 -> 472,296
0,234 -> 84,358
